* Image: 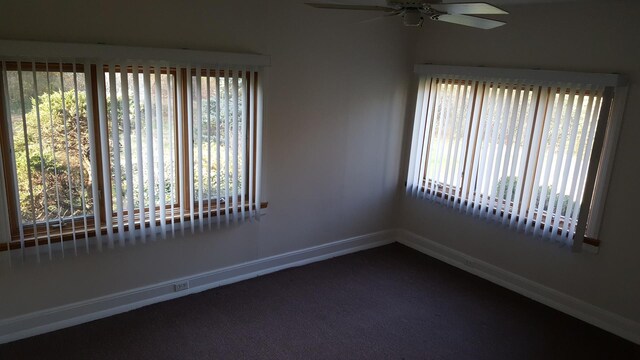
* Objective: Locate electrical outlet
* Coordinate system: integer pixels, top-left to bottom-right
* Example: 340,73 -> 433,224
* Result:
174,281 -> 189,292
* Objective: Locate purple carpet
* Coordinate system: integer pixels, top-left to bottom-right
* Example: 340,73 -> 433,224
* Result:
1,243 -> 638,359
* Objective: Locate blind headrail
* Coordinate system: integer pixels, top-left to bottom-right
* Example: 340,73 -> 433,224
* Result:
0,40 -> 271,68
414,64 -> 626,87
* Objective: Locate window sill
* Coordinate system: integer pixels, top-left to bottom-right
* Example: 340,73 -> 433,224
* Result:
0,201 -> 268,252
416,185 -> 600,247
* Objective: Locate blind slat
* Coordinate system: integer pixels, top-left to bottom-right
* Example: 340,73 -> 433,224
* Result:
108,65 -> 124,246
121,67 -> 135,238
206,69 -> 212,228
420,78 -> 439,200
232,71 -> 239,223
72,64 -> 90,251
85,63 -> 103,251
413,77 -> 433,197
133,66 -> 146,241
406,77 -> 427,194
240,71 -> 247,222
195,67 -> 204,232
27,63 -> 44,262
96,63 -> 114,246
167,67 -> 176,236
447,79 -> 473,205
143,66 -> 156,238
255,69 -> 263,219
248,71 -> 255,219
155,68 -> 167,238
215,71 -> 222,226
176,68 -> 185,234
428,78 -> 450,200
186,66 -> 195,233
43,63 -> 65,256
59,64 -> 76,255
437,76 -> 462,204
224,72 -> 231,225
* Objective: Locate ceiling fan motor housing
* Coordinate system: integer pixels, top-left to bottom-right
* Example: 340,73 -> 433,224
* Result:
388,0 -> 430,7
402,10 -> 425,27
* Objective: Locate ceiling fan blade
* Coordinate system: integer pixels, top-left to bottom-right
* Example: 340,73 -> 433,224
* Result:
431,3 -> 508,15
358,10 -> 402,24
305,3 -> 396,12
432,14 -> 505,29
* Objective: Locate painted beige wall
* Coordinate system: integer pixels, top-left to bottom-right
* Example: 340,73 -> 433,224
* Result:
0,0 -> 415,318
401,0 -> 640,323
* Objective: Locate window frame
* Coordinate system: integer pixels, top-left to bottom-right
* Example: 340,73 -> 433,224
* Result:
407,64 -> 627,250
0,62 -> 265,251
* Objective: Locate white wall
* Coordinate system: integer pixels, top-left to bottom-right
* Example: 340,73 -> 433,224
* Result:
3,0 -> 638,336
401,1 -> 640,323
0,0 -> 415,319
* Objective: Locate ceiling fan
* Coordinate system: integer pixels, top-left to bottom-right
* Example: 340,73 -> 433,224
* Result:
306,1 -> 508,29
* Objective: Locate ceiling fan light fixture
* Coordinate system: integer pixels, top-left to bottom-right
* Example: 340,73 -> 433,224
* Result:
402,10 -> 424,27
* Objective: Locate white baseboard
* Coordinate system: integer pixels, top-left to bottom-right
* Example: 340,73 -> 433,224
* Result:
3,228 -> 639,346
0,230 -> 396,345
397,229 -> 640,345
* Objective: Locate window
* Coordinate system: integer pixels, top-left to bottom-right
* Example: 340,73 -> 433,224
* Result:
406,65 -> 625,249
0,41 -> 267,258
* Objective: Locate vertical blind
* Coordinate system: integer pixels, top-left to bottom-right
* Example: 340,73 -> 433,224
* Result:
0,60 -> 264,261
406,73 -> 615,246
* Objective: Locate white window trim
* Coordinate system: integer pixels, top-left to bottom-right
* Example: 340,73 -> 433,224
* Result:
0,40 -> 271,68
585,85 -> 628,249
414,64 -> 626,88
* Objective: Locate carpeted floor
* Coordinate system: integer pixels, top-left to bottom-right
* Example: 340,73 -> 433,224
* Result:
1,243 -> 638,359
